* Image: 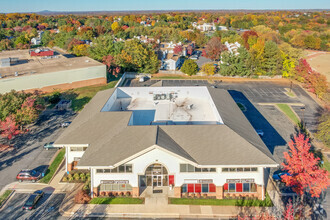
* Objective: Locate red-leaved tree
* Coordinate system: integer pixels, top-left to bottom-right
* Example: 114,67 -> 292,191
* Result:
0,115 -> 20,140
173,45 -> 183,55
102,55 -> 121,77
204,37 -> 225,60
281,134 -> 329,199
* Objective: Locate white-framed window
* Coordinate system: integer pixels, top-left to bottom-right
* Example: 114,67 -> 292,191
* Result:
222,167 -> 258,172
96,164 -> 133,173
180,164 -> 216,173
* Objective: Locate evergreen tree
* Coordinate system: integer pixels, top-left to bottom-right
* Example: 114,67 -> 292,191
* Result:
262,41 -> 282,75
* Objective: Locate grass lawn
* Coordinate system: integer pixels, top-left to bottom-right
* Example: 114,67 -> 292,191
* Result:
70,81 -> 118,112
62,81 -> 118,112
236,102 -> 246,111
322,154 -> 330,172
169,194 -> 273,207
0,190 -> 13,207
40,148 -> 65,184
276,104 -> 300,126
89,197 -> 144,204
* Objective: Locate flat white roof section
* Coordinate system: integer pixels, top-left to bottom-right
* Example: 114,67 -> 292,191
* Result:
102,87 -> 223,126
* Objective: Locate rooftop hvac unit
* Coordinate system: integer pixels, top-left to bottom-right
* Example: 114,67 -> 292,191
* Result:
15,72 -> 18,76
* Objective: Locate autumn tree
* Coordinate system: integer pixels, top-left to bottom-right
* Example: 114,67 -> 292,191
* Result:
0,115 -> 20,140
281,134 -> 329,200
201,63 -> 216,75
103,55 -> 121,77
181,59 -> 198,76
204,37 -> 225,60
15,97 -> 41,130
173,45 -> 183,55
242,30 -> 258,49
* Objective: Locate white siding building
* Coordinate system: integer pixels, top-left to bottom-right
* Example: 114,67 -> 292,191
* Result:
54,87 -> 278,200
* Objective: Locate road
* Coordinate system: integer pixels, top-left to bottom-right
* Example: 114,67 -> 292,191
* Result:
0,192 -> 65,220
0,109 -> 76,191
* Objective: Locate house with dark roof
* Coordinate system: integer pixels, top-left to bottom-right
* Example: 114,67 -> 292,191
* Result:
54,86 -> 278,200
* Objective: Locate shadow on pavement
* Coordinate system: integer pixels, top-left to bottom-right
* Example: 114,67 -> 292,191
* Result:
228,90 -> 287,155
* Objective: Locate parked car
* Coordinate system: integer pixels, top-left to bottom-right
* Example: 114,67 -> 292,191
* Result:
61,122 -> 71,128
256,129 -> 264,137
22,190 -> 44,210
43,142 -> 59,150
272,170 -> 291,181
16,169 -> 41,182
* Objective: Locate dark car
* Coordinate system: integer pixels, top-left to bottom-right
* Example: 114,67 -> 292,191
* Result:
16,169 -> 41,182
22,190 -> 44,210
272,170 -> 291,181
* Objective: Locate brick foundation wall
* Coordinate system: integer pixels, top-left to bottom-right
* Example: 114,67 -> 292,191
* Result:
93,187 -> 99,197
173,187 -> 181,198
257,184 -> 265,200
132,187 -> 139,197
24,77 -> 107,93
216,186 -> 224,199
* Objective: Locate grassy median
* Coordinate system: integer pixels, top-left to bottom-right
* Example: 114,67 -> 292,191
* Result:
40,148 -> 65,184
169,194 -> 273,207
276,104 -> 300,125
89,197 -> 144,204
0,190 -> 13,207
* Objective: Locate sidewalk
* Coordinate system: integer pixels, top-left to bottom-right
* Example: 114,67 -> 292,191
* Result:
60,202 -> 271,218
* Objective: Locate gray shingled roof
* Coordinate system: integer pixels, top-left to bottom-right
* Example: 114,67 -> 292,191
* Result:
55,87 -> 277,167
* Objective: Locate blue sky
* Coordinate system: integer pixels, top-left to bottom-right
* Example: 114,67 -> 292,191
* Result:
1,0 -> 329,13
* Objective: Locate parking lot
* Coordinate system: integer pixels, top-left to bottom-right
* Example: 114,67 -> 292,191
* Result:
0,191 -> 65,220
0,109 -> 76,191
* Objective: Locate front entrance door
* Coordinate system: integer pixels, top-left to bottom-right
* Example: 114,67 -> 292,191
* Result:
152,175 -> 162,187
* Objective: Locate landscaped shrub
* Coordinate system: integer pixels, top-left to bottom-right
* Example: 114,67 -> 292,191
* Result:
62,176 -> 68,182
67,174 -> 73,181
74,189 -> 91,204
80,173 -> 86,181
73,173 -> 80,181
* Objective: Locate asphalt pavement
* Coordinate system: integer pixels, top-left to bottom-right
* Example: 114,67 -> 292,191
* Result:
0,109 -> 76,191
0,192 -> 65,220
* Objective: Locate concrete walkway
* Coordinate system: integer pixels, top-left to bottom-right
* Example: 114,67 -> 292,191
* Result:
60,202 -> 271,218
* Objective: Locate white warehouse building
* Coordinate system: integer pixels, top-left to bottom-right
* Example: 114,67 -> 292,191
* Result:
54,86 -> 278,200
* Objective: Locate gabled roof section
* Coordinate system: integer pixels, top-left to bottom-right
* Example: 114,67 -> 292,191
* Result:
156,127 -> 197,163
160,125 -> 277,166
77,126 -> 158,167
207,87 -> 276,163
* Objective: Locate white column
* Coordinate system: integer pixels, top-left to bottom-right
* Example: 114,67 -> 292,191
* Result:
65,146 -> 68,173
262,168 -> 265,200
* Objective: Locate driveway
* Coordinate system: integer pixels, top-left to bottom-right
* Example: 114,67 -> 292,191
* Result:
0,110 -> 76,191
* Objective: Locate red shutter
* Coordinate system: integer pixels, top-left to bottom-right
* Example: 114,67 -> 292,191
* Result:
209,184 -> 216,192
195,184 -> 201,193
223,183 -> 228,191
236,183 -> 242,192
188,184 -> 194,193
169,175 -> 174,185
